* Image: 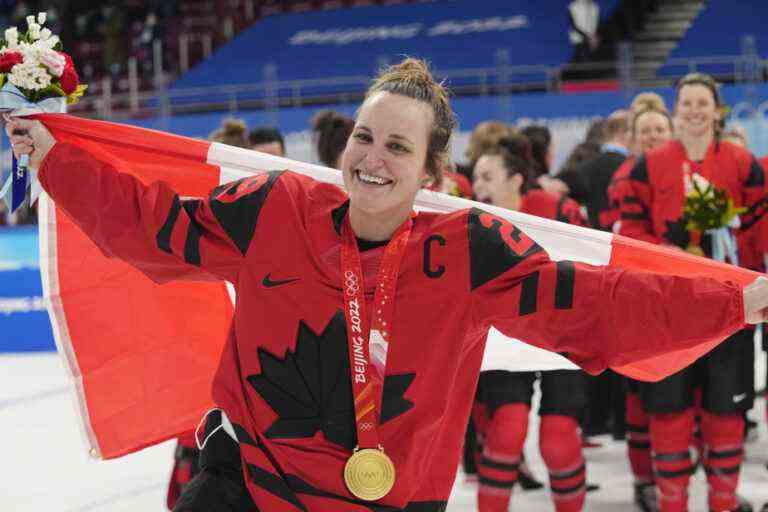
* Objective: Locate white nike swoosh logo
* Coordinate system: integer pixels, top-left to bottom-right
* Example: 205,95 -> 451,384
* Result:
733,393 -> 747,403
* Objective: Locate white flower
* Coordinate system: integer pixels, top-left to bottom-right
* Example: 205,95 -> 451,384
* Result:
43,35 -> 59,49
26,15 -> 35,28
685,172 -> 714,197
28,23 -> 41,41
39,28 -> 52,41
38,48 -> 65,76
4,27 -> 19,48
9,59 -> 52,91
37,12 -> 47,25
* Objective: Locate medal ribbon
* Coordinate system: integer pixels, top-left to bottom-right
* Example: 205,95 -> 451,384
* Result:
340,213 -> 413,450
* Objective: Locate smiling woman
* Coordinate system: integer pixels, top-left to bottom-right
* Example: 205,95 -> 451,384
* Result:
342,58 -> 456,241
6,60 -> 768,512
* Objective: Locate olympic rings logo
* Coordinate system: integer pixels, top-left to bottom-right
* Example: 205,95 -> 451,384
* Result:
344,270 -> 359,296
360,422 -> 374,431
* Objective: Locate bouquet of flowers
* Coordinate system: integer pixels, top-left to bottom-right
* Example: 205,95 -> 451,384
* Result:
0,12 -> 87,212
682,170 -> 744,261
1,13 -> 86,105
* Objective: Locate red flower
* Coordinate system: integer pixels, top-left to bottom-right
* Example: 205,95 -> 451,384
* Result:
58,52 -> 74,69
0,51 -> 23,73
57,52 -> 79,94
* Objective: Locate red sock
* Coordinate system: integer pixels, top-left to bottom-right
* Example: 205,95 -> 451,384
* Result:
540,414 -> 585,512
167,430 -> 198,510
650,409 -> 695,512
477,403 -> 529,512
626,392 -> 653,484
701,411 -> 744,512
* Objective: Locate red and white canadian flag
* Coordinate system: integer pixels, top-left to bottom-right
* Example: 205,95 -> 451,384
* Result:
29,114 -> 761,460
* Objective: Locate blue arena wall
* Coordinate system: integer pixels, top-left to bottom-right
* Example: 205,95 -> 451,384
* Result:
0,226 -> 54,352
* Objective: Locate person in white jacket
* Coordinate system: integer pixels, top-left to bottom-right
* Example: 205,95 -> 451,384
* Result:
568,0 -> 600,61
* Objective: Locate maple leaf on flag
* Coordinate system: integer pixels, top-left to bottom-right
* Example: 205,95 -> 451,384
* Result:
248,311 -> 415,450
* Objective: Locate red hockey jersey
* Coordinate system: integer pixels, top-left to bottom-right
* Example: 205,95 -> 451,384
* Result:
738,156 -> 768,271
521,188 -> 587,228
606,156 -> 636,233
618,140 -> 765,259
39,143 -> 745,511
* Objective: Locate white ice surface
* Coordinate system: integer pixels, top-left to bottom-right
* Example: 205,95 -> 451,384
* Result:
2,352 -> 767,511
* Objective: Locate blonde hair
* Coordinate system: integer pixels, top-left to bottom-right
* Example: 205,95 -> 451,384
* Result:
466,121 -> 516,165
629,92 -> 672,134
366,58 -> 456,184
209,118 -> 250,148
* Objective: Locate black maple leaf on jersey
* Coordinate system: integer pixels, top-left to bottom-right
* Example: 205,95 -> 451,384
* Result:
247,311 -> 415,450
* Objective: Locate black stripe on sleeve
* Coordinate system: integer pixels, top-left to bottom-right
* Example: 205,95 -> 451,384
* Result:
182,200 -> 202,266
519,271 -> 539,316
555,261 -> 575,310
745,158 -> 765,187
156,195 -> 181,254
621,212 -> 650,221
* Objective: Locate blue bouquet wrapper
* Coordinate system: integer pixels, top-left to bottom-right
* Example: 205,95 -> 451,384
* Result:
0,81 -> 66,213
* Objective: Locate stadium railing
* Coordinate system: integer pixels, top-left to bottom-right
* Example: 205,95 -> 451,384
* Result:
69,54 -> 766,120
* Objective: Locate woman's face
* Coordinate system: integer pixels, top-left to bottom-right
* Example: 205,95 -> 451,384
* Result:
472,154 -> 523,208
675,84 -> 719,139
634,111 -> 672,153
340,91 -> 431,218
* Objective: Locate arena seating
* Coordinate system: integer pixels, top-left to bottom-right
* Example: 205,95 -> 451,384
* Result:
658,1 -> 768,80
168,0 -> 578,104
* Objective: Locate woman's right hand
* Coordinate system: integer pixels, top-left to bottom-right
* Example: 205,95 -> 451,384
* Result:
3,115 -> 57,170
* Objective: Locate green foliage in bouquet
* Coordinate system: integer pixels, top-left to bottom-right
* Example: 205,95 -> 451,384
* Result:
683,180 -> 745,232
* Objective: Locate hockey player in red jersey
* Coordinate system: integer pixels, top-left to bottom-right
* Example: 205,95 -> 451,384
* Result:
8,61 -> 768,512
471,135 -> 592,512
608,92 -> 675,512
619,73 -> 766,512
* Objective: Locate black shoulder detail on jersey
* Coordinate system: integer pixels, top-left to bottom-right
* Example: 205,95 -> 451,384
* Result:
745,158 -> 766,187
331,200 -> 350,235
181,199 -> 203,266
209,170 -> 283,256
156,194 -> 181,254
468,208 -> 544,290
629,157 -> 649,184
248,311 -> 414,450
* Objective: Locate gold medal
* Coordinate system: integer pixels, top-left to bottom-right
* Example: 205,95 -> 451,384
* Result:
343,447 -> 396,501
